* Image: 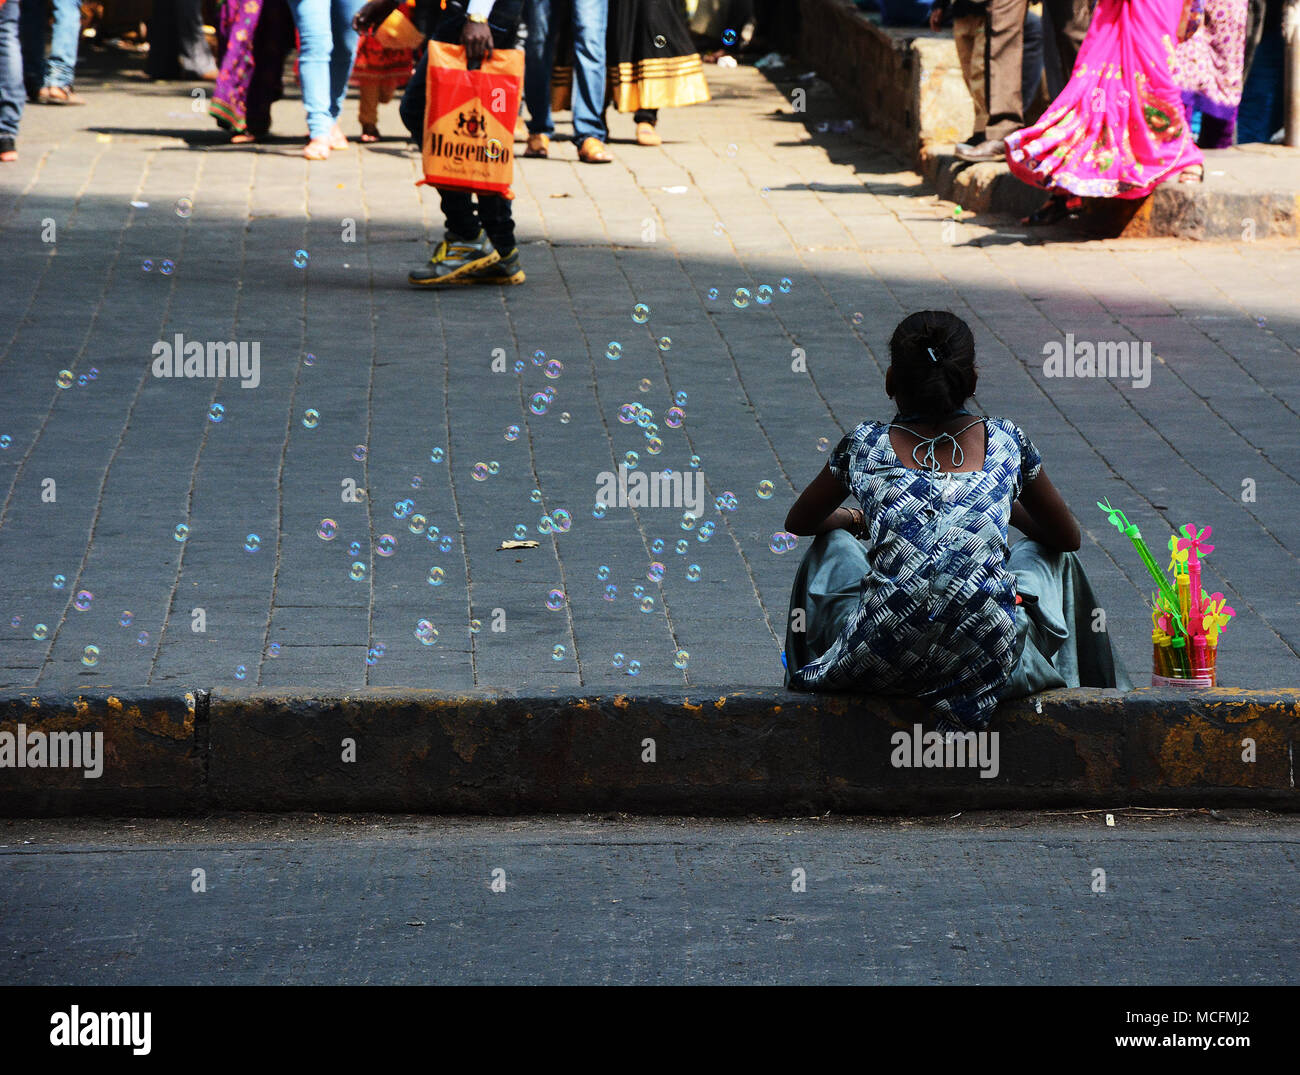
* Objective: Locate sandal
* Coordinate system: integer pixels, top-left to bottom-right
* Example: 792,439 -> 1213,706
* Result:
578,136 -> 612,164
1178,164 -> 1204,184
38,85 -> 85,106
304,136 -> 331,160
523,132 -> 549,158
359,123 -> 380,143
329,123 -> 348,150
1021,193 -> 1082,226
635,122 -> 661,147
0,136 -> 16,162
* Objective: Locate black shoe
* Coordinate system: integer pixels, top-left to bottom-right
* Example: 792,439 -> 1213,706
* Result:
407,229 -> 499,287
463,246 -> 525,285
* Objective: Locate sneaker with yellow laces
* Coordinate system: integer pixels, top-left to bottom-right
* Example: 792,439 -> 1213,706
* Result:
407,229 -> 499,287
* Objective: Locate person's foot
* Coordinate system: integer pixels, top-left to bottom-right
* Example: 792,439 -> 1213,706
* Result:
231,131 -> 258,144
0,137 -> 16,163
1178,163 -> 1204,183
954,137 -> 1006,163
953,131 -> 986,156
463,246 -> 525,285
407,229 -> 499,287
329,123 -> 348,150
38,85 -> 85,105
578,136 -> 612,163
523,133 -> 549,158
359,123 -> 380,143
304,137 -> 331,160
1021,193 -> 1081,226
635,122 -> 661,146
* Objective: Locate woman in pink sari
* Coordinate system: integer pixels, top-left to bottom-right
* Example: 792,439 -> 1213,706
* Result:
1005,0 -> 1205,224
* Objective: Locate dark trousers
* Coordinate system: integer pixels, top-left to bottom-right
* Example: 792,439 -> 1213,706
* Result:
1040,0 -> 1092,85
400,0 -> 523,253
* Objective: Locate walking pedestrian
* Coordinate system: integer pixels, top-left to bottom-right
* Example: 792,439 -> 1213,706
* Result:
147,0 -> 219,81
606,0 -> 710,146
953,0 -> 1027,161
0,0 -> 26,161
289,0 -> 366,159
19,0 -> 82,103
355,0 -> 527,286
210,0 -> 296,144
1173,0 -> 1250,148
521,0 -> 611,162
782,310 -> 1128,732
1005,0 -> 1205,223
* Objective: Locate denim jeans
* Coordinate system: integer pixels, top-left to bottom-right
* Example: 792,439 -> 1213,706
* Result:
0,0 -> 25,138
399,1 -> 524,254
523,0 -> 607,142
287,0 -> 363,140
19,0 -> 80,93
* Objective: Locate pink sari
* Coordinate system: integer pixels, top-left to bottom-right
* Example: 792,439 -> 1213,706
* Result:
1005,0 -> 1204,200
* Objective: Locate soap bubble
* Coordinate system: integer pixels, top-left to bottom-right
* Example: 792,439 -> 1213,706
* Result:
606,341 -> 622,360
624,451 -> 639,469
638,379 -> 652,393
514,360 -> 525,373
470,619 -> 483,634
632,303 -> 650,323
53,574 -> 66,590
416,619 -> 438,645
349,541 -> 363,557
175,197 -> 193,218
545,589 -> 566,611
538,514 -> 553,534
137,630 -> 149,645
472,462 -> 490,481
160,259 -> 175,275
689,455 -> 702,470
722,27 -> 737,45
235,664 -> 247,680
350,561 -> 367,580
119,611 -> 133,627
74,590 -> 93,611
244,533 -> 261,553
779,277 -> 792,293
365,648 -> 382,666
505,425 -> 520,442
756,284 -> 773,305
392,499 -> 412,520
486,138 -> 503,160
770,531 -> 798,554
612,652 -> 625,669
142,260 -> 153,272
648,562 -> 665,582
0,435 -> 8,449
604,584 -> 618,601
408,513 -> 427,535
533,349 -> 546,366
817,437 -> 829,452
487,461 -> 500,476
428,566 -> 445,586
646,436 -> 663,454
529,392 -> 549,415
174,523 -> 190,542
674,391 -> 688,406
627,660 -> 641,676
551,644 -> 566,661
698,521 -> 716,541
302,409 -> 320,429
716,491 -> 738,512
686,564 -> 701,581
353,444 -> 368,462
651,538 -> 665,553
439,535 -> 453,553
268,642 -> 281,657
726,143 -> 738,157
208,403 -> 225,423
713,221 -> 725,236
560,412 -> 571,424
674,648 -> 690,668
680,512 -> 697,531
530,489 -> 543,503
430,447 -> 445,463
544,358 -> 563,379
57,369 -> 75,389
597,565 -> 610,580
640,595 -> 655,613
707,287 -> 720,302
303,353 -> 316,367
551,508 -> 572,533
757,480 -> 774,499
675,539 -> 688,554
293,249 -> 309,268
32,623 -> 48,640
513,524 -> 528,540
376,534 -> 396,556
657,336 -> 672,352
665,407 -> 684,428
634,585 -> 645,599
851,312 -> 863,326
411,476 -> 422,489
654,34 -> 666,47
81,645 -> 100,667
733,288 -> 750,308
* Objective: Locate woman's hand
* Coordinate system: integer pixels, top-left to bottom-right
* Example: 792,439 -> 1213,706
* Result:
353,0 -> 399,34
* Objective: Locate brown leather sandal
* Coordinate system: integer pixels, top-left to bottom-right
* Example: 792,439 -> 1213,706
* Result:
524,133 -> 549,158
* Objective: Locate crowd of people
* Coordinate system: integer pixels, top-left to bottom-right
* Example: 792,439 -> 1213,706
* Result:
924,0 -> 1290,222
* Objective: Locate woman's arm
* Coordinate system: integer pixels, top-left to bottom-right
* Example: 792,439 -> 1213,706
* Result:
1013,468 -> 1081,552
785,464 -> 861,537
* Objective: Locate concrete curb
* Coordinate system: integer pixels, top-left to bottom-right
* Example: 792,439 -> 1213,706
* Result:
1,688 -> 1296,814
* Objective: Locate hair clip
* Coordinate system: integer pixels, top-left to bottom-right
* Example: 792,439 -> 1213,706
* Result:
927,347 -> 940,364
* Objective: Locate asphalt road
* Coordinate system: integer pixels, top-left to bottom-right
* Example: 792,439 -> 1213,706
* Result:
1,811 -> 1295,985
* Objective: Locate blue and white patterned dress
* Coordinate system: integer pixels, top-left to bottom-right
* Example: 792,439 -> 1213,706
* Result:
788,417 -> 1043,728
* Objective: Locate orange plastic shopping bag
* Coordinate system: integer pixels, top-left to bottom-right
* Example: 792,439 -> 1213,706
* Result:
375,2 -> 426,49
419,42 -> 524,200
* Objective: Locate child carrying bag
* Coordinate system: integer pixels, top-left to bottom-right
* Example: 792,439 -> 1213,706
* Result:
419,41 -> 524,200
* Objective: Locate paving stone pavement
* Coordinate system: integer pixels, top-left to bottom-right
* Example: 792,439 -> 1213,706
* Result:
0,56 -> 1297,692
